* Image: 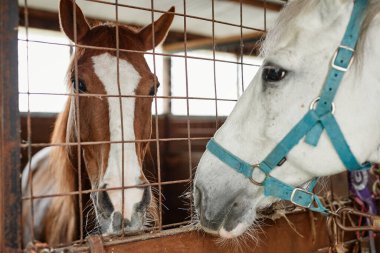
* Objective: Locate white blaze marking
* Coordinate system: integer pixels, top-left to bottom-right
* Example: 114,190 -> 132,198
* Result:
92,53 -> 144,221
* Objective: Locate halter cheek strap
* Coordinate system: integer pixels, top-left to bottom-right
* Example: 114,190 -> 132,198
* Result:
206,0 -> 370,215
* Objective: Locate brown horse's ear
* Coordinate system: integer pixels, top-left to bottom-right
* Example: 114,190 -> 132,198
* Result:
138,6 -> 175,51
59,0 -> 90,43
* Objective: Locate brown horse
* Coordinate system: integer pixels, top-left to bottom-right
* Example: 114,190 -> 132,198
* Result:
22,0 -> 174,246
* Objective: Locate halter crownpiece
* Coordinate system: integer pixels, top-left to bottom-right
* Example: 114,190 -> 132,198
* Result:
207,0 -> 370,215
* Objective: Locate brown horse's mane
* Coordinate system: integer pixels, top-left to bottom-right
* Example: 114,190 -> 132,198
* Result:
45,96 -> 79,244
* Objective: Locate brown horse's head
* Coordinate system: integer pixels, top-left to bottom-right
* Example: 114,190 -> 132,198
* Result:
56,0 -> 174,235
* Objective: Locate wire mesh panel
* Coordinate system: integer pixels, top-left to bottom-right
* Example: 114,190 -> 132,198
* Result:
12,0 -> 296,252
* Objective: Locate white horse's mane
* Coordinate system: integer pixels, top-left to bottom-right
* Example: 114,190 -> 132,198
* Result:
261,0 -> 380,61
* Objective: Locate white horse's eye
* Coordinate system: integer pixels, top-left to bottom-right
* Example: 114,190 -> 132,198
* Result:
262,66 -> 287,82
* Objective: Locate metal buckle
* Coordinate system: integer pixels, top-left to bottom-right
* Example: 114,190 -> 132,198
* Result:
290,188 -> 314,208
332,207 -> 380,232
249,164 -> 268,186
309,97 -> 335,114
331,45 -> 355,72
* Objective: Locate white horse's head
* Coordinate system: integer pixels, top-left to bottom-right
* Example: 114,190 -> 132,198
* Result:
194,0 -> 380,239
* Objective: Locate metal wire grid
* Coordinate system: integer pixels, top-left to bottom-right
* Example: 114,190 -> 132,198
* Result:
18,0 -> 271,250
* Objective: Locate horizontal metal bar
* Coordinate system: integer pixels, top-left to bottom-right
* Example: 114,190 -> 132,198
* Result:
22,179 -> 192,201
20,136 -> 212,149
18,91 -> 239,102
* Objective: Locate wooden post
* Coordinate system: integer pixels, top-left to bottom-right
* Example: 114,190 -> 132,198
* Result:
0,0 -> 21,251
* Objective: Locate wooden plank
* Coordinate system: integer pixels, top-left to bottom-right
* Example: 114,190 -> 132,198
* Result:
103,212 -> 348,253
0,0 -> 21,251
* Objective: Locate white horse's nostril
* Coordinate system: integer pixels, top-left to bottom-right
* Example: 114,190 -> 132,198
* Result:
193,186 -> 202,209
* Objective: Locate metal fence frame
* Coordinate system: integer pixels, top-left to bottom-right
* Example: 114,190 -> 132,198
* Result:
0,0 -> 21,252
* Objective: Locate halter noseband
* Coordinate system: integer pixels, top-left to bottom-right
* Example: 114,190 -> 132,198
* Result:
207,0 -> 370,215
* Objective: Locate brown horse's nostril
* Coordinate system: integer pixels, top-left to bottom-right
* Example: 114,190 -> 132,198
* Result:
135,187 -> 151,212
96,188 -> 114,217
112,211 -> 123,231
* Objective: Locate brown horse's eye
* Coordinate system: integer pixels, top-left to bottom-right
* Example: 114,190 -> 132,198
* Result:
71,79 -> 87,93
262,65 -> 287,82
149,81 -> 160,96
149,86 -> 156,96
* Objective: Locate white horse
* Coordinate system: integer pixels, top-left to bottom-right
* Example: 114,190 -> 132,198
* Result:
194,0 -> 380,239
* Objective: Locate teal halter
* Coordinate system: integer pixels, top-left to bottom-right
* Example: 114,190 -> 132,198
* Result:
207,0 -> 371,215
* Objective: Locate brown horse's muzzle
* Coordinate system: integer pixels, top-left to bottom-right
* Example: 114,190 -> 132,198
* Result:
91,186 -> 151,234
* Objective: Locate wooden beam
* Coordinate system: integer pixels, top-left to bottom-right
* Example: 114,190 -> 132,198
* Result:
227,0 -> 286,12
102,212 -> 355,253
163,32 -> 264,53
19,8 -> 208,45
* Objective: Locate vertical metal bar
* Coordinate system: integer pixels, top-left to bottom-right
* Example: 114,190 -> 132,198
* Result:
162,58 -> 172,114
0,0 -> 21,251
264,0 -> 267,32
211,0 -> 219,130
72,0 -> 84,242
182,0 -> 194,222
114,0 -> 126,237
236,54 -> 241,98
239,0 -> 245,94
23,0 -> 36,245
150,0 -> 163,231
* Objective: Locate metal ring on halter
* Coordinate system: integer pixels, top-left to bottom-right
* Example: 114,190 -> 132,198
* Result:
250,164 -> 268,186
309,97 -> 336,114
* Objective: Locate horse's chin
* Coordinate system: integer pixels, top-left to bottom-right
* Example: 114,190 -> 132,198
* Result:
199,221 -> 251,239
102,223 -> 146,237
200,203 -> 279,239
218,223 -> 250,238
210,202 -> 286,239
